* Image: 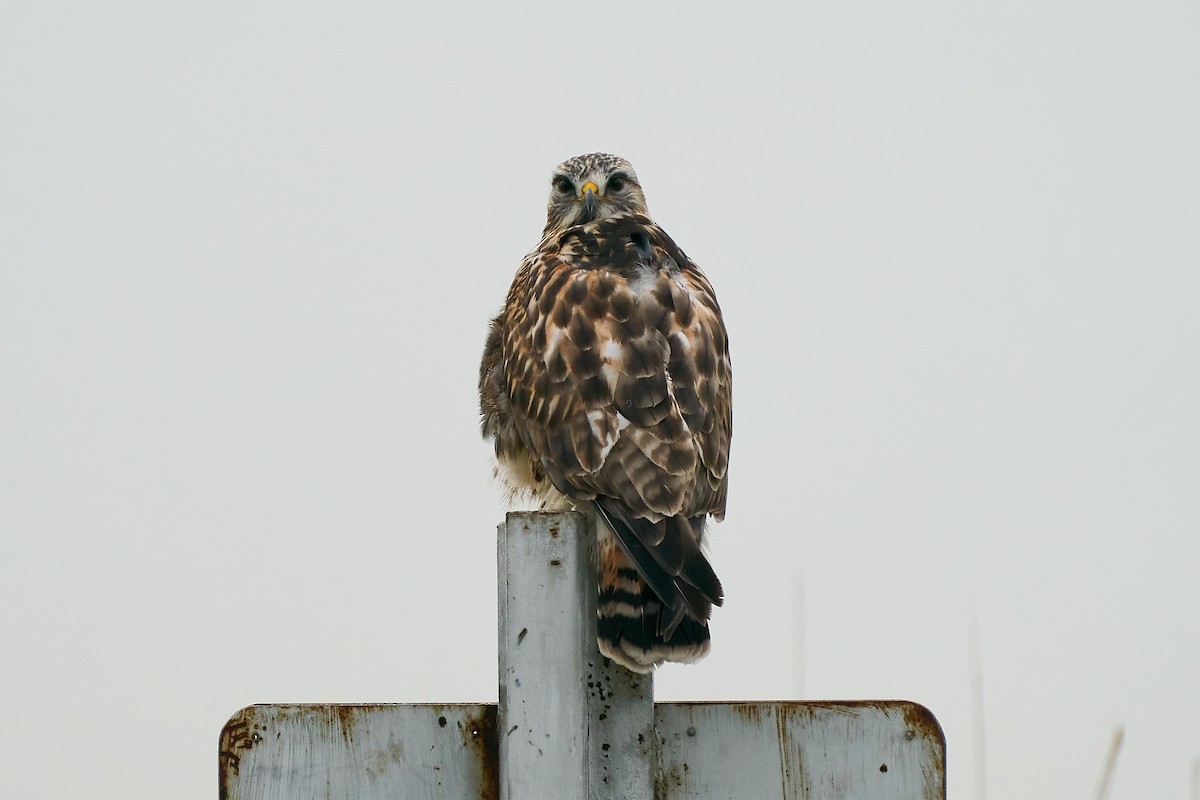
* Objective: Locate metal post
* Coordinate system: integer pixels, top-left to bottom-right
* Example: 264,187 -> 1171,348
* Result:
497,511 -> 654,800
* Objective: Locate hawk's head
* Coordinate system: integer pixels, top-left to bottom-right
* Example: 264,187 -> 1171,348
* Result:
544,153 -> 648,234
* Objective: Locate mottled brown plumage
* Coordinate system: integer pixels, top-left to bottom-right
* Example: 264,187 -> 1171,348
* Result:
479,154 -> 731,672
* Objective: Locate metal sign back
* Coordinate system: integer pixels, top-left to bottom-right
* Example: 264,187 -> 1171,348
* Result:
656,701 -> 944,799
220,700 -> 944,800
219,704 -> 497,800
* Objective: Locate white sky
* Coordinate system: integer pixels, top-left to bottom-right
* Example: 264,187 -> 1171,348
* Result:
2,2 -> 1198,798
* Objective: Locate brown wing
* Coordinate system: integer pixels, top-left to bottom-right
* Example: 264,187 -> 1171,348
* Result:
498,213 -> 731,623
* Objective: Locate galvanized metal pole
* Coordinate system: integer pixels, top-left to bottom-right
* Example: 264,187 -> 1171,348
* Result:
497,511 -> 654,800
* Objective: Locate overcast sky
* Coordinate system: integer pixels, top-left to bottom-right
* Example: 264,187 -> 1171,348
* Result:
2,2 -> 1198,798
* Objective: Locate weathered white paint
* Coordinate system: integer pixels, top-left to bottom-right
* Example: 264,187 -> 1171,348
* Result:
498,511 -> 654,800
218,512 -> 946,800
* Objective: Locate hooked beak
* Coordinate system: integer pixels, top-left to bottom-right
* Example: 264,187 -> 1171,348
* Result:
580,180 -> 599,218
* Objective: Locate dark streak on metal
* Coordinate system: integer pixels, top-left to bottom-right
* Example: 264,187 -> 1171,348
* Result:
218,709 -> 256,800
730,702 -> 771,726
899,701 -> 947,798
653,760 -> 684,799
773,707 -> 789,800
899,701 -> 945,746
332,705 -> 358,744
773,706 -> 809,800
460,705 -> 499,800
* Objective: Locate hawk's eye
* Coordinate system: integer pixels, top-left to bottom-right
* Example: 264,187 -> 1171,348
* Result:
553,176 -> 574,195
607,175 -> 626,193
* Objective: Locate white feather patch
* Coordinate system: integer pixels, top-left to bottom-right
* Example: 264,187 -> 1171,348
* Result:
600,339 -> 622,388
628,265 -> 661,296
544,326 -> 565,360
587,408 -> 631,465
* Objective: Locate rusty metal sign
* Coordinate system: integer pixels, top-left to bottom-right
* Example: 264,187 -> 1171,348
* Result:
219,704 -> 497,800
220,700 -> 943,800
656,701 -> 944,799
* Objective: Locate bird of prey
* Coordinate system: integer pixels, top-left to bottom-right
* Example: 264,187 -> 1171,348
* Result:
479,153 -> 732,673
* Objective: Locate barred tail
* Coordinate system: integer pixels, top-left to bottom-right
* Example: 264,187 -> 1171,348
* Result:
593,503 -> 722,673
597,562 -> 712,673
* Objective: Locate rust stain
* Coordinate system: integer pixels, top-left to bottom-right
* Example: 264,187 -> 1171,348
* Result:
654,762 -> 686,799
218,708 -> 258,800
801,701 -> 872,717
730,702 -> 771,726
898,701 -> 945,747
331,705 -> 361,744
365,732 -> 406,777
654,733 -> 692,800
773,705 -> 814,800
898,701 -> 946,798
459,705 -> 498,800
